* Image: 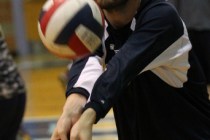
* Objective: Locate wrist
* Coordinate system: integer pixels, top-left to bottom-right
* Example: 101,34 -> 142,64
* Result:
83,101 -> 105,123
81,108 -> 96,125
63,93 -> 87,114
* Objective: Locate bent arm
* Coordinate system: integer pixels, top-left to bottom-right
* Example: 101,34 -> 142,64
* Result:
84,3 -> 185,123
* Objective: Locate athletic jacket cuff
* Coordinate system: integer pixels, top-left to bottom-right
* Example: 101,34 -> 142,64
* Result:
66,87 -> 89,99
83,101 -> 104,124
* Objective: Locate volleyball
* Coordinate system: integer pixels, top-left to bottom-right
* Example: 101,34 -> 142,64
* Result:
38,0 -> 105,59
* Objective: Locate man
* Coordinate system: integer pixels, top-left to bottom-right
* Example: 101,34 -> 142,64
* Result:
51,0 -> 210,139
0,25 -> 26,139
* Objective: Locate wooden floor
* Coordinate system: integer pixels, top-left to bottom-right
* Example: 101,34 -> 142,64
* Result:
21,66 -> 67,118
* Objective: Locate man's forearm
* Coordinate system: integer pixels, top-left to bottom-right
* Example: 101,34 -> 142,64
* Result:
63,93 -> 87,116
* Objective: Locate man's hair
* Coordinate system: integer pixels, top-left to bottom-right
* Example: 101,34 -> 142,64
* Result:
101,0 -> 129,10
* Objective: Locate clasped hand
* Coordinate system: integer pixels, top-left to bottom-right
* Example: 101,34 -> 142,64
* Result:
51,94 -> 96,140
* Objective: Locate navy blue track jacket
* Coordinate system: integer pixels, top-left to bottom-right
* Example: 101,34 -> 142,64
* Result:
66,0 -> 210,139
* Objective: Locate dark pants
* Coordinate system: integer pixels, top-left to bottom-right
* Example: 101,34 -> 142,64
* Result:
0,93 -> 26,140
188,29 -> 210,84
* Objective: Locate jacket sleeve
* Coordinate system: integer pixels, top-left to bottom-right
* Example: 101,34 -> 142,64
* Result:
66,53 -> 104,99
0,25 -> 26,99
84,3 -> 185,122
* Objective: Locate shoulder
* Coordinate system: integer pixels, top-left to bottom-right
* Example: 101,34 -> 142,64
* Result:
136,1 -> 182,27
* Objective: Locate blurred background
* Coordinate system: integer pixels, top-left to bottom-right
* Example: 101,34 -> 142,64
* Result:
0,0 -> 117,140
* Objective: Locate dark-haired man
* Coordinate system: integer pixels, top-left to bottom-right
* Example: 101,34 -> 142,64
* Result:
51,0 -> 210,139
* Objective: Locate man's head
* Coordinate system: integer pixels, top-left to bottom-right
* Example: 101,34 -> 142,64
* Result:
95,0 -> 141,28
95,0 -> 129,10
